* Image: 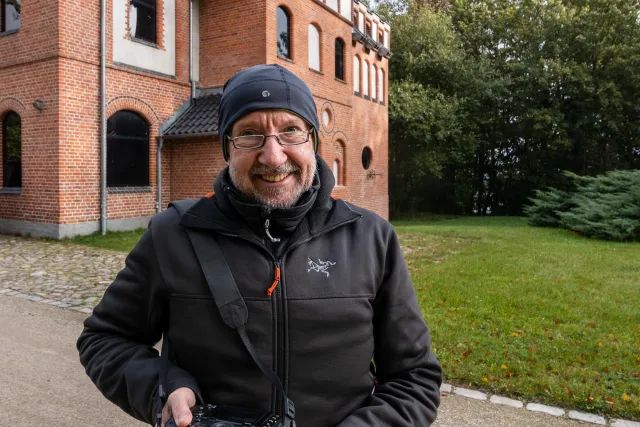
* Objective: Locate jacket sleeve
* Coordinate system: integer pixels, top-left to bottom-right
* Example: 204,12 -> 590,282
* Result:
76,225 -> 203,425
337,227 -> 442,427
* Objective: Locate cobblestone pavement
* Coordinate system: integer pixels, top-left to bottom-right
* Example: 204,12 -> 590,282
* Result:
0,234 -> 125,314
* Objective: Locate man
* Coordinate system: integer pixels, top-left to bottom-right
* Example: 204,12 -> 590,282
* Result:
77,64 -> 442,427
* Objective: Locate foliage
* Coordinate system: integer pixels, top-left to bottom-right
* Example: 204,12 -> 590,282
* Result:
526,170 -> 640,241
393,217 -> 640,420
380,0 -> 640,218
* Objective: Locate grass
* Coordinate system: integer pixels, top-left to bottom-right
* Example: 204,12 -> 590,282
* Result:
64,229 -> 146,251
393,217 -> 640,420
66,218 -> 640,419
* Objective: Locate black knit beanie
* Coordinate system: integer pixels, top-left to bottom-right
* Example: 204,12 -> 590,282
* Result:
218,64 -> 320,161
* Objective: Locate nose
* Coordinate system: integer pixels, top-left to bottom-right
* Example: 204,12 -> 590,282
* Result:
258,135 -> 288,168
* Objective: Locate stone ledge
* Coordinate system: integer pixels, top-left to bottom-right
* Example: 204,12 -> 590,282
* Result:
526,403 -> 565,417
454,387 -> 487,401
490,395 -> 523,408
568,410 -> 606,425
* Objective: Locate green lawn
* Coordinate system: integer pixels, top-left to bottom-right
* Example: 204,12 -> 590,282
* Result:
64,229 -> 146,251
393,217 -> 640,420
66,217 -> 640,419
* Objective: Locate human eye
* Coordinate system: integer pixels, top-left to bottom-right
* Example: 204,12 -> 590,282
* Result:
238,129 -> 259,137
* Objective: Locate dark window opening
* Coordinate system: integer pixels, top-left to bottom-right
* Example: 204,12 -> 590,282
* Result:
2,111 -> 21,188
1,0 -> 21,33
335,38 -> 345,80
361,147 -> 372,170
130,0 -> 157,44
107,111 -> 149,187
276,6 -> 291,59
365,21 -> 372,38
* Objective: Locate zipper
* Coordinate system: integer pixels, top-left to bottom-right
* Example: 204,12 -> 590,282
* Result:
213,214 -> 362,417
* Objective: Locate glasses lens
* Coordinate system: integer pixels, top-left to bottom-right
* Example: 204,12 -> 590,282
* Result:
233,135 -> 264,149
279,130 -> 309,145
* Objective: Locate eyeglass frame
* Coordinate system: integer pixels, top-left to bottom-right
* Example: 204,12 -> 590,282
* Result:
225,128 -> 315,151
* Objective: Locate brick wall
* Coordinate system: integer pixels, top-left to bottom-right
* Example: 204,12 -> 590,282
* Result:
1,0 -> 390,236
199,0 -> 268,88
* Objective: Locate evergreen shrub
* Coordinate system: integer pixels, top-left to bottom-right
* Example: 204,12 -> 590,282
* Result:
525,170 -> 640,241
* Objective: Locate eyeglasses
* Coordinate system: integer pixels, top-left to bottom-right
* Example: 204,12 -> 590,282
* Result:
226,129 -> 313,150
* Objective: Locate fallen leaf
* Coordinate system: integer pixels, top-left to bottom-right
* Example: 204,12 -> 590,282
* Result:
482,377 -> 489,382
622,393 -> 631,402
501,364 -> 508,370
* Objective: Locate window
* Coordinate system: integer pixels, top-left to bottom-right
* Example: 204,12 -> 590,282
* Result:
340,0 -> 351,20
2,111 -> 21,188
276,6 -> 291,59
372,21 -> 378,42
1,0 -> 21,33
378,30 -> 383,44
308,24 -> 320,71
365,21 -> 372,38
362,60 -> 369,97
107,111 -> 149,187
333,160 -> 339,183
358,12 -> 364,33
378,68 -> 384,103
130,0 -> 157,44
383,30 -> 389,48
371,65 -> 377,101
325,0 -> 338,11
353,56 -> 360,93
335,38 -> 345,80
362,147 -> 372,170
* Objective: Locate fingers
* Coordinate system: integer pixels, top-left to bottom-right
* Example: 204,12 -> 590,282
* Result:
163,387 -> 196,427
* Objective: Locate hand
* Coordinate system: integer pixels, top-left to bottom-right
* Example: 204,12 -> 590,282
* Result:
162,387 -> 196,427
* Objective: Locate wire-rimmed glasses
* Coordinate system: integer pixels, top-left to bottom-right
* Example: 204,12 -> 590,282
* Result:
226,129 -> 313,150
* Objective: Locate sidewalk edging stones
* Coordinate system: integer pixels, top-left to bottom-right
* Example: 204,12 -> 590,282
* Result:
441,383 -> 638,426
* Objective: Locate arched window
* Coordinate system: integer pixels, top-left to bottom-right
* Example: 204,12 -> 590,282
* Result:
276,7 -> 291,59
353,56 -> 360,93
308,24 -> 320,71
378,68 -> 384,103
333,160 -> 339,183
335,38 -> 345,80
2,111 -> 21,188
362,60 -> 369,97
107,110 -> 149,187
371,64 -> 377,101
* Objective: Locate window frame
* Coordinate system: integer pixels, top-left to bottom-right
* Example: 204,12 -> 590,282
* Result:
2,111 -> 22,189
1,0 -> 21,34
371,64 -> 377,101
362,59 -> 369,98
276,6 -> 292,60
106,110 -> 150,188
129,0 -> 157,45
353,55 -> 360,95
335,38 -> 345,81
308,23 -> 321,71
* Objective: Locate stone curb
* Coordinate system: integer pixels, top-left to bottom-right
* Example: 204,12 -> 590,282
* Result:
440,383 -> 639,426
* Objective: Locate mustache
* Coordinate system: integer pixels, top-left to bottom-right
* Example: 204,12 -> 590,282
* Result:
250,162 -> 301,176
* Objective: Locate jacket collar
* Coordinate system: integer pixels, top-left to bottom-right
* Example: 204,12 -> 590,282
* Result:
180,155 -> 361,239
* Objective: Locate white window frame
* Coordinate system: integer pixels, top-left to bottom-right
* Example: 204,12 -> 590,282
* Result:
308,24 -> 321,71
378,68 -> 384,103
353,56 -> 360,93
362,59 -> 369,97
371,65 -> 377,101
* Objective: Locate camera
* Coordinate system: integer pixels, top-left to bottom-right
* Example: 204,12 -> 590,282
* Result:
165,404 -> 293,427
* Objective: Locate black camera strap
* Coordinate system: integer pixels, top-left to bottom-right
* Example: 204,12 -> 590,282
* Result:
156,227 -> 295,426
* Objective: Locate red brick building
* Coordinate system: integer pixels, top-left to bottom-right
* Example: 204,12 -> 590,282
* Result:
0,0 -> 391,238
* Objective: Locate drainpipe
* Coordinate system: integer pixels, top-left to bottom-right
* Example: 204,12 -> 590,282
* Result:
100,0 -> 107,234
156,135 -> 164,213
190,0 -> 196,98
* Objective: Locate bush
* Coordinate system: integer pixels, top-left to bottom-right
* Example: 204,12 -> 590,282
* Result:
526,170 -> 640,241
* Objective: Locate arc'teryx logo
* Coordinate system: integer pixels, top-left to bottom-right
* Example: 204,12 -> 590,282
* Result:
262,90 -> 270,98
307,258 -> 336,277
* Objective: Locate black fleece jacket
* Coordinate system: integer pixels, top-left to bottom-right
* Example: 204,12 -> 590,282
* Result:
77,156 -> 442,426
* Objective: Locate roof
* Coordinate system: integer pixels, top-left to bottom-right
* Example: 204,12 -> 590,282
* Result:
163,93 -> 221,138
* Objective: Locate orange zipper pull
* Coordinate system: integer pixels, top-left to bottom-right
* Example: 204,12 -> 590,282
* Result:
267,264 -> 281,297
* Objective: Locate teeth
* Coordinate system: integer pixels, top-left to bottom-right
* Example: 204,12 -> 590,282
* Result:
262,174 -> 288,182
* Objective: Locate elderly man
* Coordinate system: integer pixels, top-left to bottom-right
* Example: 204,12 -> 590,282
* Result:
77,64 -> 442,427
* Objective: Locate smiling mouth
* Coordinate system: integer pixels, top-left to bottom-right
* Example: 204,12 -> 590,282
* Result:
260,173 -> 290,183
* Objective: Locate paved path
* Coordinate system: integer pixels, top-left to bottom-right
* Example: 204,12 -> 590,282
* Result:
0,235 -> 125,312
1,235 -> 635,426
